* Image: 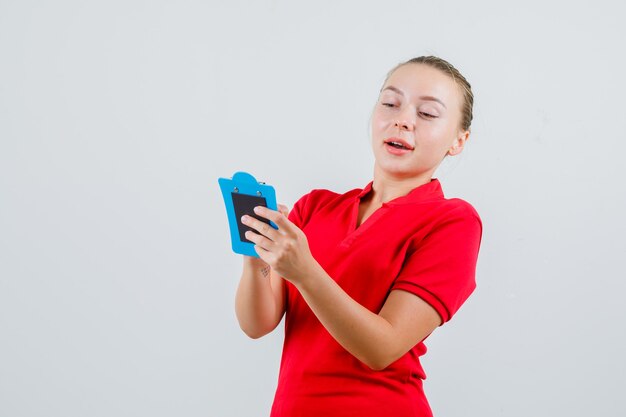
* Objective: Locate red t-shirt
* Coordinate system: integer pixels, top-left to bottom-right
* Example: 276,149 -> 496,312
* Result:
270,179 -> 482,417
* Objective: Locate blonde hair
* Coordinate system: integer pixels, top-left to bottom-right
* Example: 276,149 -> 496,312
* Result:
384,56 -> 474,132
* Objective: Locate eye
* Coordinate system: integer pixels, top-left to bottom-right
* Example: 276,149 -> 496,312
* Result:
381,102 -> 395,107
419,111 -> 437,119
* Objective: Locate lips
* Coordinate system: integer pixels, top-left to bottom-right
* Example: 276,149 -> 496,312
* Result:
384,137 -> 414,151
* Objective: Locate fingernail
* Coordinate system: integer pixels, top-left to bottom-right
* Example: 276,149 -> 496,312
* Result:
241,215 -> 248,223
253,206 -> 261,213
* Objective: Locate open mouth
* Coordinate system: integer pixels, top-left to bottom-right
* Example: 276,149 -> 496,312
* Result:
384,139 -> 413,151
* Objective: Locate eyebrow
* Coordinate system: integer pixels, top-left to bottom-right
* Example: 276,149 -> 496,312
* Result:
381,85 -> 447,109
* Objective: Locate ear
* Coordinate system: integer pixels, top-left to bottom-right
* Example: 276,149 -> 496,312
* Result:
447,130 -> 470,156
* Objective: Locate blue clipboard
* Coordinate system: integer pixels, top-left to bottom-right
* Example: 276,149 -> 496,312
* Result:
218,171 -> 278,257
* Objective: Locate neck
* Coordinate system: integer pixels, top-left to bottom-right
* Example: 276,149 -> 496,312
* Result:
369,165 -> 434,204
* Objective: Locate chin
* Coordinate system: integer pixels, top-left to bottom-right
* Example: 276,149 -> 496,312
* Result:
375,160 -> 418,178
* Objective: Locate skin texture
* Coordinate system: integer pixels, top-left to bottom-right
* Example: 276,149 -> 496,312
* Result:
235,63 -> 470,370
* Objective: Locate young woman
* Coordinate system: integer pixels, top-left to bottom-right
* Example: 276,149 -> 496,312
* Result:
235,56 -> 483,417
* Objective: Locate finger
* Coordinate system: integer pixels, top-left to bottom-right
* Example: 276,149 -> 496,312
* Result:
277,203 -> 290,217
241,214 -> 281,241
245,230 -> 275,251
253,206 -> 297,234
253,244 -> 273,264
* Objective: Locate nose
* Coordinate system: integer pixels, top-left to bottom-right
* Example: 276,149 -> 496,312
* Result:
394,108 -> 415,131
394,120 -> 413,131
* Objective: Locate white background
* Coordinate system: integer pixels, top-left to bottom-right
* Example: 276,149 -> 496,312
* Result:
1,1 -> 625,416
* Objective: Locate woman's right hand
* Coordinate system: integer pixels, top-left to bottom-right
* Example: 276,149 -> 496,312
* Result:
235,204 -> 289,338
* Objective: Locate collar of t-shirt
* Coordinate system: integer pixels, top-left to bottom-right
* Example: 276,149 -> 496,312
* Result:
356,178 -> 445,206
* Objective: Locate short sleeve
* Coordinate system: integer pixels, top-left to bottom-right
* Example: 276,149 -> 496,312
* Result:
287,192 -> 310,229
392,203 -> 483,325
287,189 -> 336,230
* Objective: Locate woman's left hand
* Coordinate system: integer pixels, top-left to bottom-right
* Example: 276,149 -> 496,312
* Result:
241,206 -> 317,284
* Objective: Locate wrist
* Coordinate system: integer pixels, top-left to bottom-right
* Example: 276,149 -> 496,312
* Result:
243,256 -> 270,277
243,255 -> 267,267
294,258 -> 325,292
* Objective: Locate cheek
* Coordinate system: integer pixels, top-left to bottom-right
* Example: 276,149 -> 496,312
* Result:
420,122 -> 453,143
371,112 -> 387,133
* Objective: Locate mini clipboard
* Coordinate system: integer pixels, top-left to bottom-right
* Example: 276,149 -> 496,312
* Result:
218,171 -> 278,257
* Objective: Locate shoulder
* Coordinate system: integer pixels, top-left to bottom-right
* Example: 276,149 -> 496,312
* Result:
291,188 -> 337,213
403,196 -> 482,250
423,197 -> 483,248
289,186 -> 361,228
439,197 -> 482,224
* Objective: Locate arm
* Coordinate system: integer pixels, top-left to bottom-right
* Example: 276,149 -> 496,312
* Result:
234,205 -> 289,339
293,262 -> 441,370
234,256 -> 285,339
242,206 -> 441,370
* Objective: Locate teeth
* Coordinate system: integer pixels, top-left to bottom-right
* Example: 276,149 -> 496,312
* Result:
388,141 -> 406,149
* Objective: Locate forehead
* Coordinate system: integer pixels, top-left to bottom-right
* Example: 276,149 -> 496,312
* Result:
382,64 -> 461,107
